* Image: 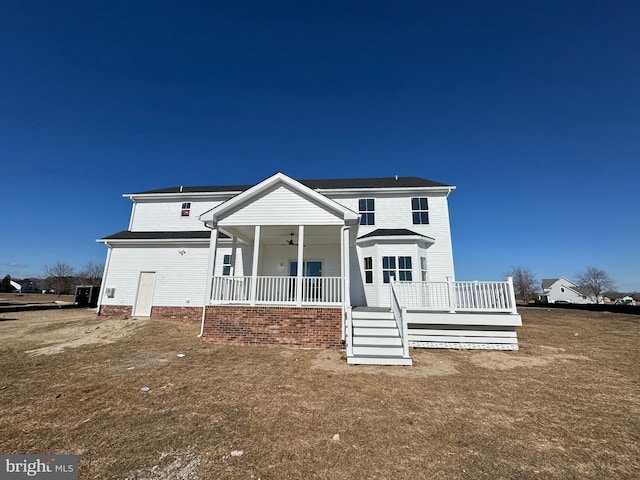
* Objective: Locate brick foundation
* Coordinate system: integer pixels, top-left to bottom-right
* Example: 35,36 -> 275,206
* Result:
98,305 -> 133,319
203,305 -> 343,348
151,306 -> 201,323
98,305 -> 201,323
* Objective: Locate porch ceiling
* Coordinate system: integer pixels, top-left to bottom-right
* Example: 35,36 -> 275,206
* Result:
221,224 -> 343,245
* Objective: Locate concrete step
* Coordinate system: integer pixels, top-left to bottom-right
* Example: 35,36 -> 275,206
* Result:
352,335 -> 403,346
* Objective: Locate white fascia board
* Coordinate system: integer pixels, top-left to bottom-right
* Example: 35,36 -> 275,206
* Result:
320,185 -> 456,197
96,237 -> 231,246
123,191 -> 240,202
199,172 -> 359,223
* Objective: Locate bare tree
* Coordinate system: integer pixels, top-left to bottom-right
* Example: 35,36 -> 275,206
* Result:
78,261 -> 104,286
576,267 -> 615,304
505,266 -> 537,304
43,262 -> 75,295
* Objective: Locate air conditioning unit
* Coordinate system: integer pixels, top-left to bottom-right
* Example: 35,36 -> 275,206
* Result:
105,288 -> 115,298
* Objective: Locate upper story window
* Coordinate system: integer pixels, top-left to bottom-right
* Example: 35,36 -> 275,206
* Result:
359,199 -> 375,225
181,202 -> 191,217
411,197 -> 429,224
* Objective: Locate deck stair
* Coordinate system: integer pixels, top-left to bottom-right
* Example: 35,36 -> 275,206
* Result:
347,308 -> 412,366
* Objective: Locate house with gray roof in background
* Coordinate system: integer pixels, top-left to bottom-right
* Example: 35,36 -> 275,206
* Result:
540,277 -> 599,304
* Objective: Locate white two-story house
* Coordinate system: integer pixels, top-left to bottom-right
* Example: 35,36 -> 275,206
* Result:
98,172 -> 521,365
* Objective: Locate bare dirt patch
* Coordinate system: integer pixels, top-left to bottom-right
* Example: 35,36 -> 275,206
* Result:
311,349 -> 459,377
0,308 -> 147,356
1,307 -> 638,479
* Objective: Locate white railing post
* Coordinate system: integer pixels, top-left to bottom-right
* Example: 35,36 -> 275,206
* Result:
250,226 -> 261,305
447,276 -> 456,313
345,305 -> 353,357
507,276 -> 518,314
401,306 -> 409,359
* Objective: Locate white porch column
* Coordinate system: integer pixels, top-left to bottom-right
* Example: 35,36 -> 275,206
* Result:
230,236 -> 238,276
250,225 -> 261,305
204,227 -> 219,304
295,225 -> 304,306
342,227 -> 351,308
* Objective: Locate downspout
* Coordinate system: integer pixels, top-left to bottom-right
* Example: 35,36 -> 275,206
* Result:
340,225 -> 352,341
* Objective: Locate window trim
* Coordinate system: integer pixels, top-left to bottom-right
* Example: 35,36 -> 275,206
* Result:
382,255 -> 413,283
411,197 -> 429,224
222,254 -> 233,276
364,257 -> 373,284
358,198 -> 375,225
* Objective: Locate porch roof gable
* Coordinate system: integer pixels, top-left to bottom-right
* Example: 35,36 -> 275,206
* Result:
199,172 -> 360,225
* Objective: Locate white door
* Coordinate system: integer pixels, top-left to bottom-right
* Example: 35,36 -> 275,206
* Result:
133,272 -> 156,317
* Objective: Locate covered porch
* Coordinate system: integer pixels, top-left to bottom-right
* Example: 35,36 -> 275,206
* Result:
207,224 -> 349,307
198,173 -> 360,349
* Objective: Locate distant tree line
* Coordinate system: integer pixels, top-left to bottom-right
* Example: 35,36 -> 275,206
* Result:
0,261 -> 104,296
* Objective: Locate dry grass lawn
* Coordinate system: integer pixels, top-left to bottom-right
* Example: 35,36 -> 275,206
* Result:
0,307 -> 638,479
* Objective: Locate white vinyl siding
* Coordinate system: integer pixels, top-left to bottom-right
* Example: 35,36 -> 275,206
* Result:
334,193 -> 454,282
113,181 -> 456,310
130,200 -> 223,231
220,185 -> 344,226
101,245 -> 239,307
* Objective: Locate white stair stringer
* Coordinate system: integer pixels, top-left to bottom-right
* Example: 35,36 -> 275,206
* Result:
347,310 -> 412,366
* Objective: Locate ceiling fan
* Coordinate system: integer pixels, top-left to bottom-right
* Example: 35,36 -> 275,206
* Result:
283,233 -> 304,246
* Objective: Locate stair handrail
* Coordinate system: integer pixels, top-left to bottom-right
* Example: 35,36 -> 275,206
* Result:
390,279 -> 410,359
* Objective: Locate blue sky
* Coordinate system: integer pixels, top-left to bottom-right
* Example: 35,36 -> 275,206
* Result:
1,1 -> 639,291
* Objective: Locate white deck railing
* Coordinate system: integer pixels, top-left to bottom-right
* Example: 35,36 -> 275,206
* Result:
394,277 -> 517,313
210,276 -> 343,305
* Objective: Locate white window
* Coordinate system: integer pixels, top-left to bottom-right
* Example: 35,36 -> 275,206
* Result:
420,256 -> 428,281
359,199 -> 375,225
411,197 -> 429,224
222,254 -> 232,276
398,256 -> 412,281
382,256 -> 413,283
364,257 -> 373,284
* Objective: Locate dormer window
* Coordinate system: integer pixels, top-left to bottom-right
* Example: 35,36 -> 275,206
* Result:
359,199 -> 375,225
181,202 -> 191,217
411,197 -> 429,224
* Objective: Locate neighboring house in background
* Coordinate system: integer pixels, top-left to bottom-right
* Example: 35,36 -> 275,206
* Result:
18,279 -> 41,293
97,172 -> 521,365
539,278 -> 598,304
